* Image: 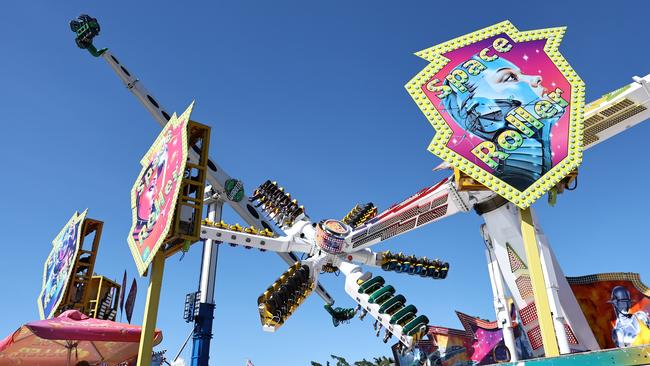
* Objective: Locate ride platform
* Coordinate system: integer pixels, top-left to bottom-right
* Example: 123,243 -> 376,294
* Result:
497,345 -> 650,366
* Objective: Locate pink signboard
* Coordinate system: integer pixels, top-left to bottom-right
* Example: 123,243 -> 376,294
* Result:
406,21 -> 585,208
127,103 -> 194,275
37,209 -> 87,319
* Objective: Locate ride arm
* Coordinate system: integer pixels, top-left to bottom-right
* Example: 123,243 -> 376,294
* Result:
256,254 -> 325,332
346,248 -> 381,268
338,261 -> 428,349
346,176 -> 471,251
583,74 -> 650,150
95,49 -> 335,305
199,224 -> 312,254
346,248 -> 450,281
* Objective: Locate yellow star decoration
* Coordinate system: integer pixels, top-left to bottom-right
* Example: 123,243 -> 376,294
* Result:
405,20 -> 585,209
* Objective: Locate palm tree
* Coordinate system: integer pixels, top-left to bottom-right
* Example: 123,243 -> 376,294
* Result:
372,356 -> 394,366
310,354 -> 394,366
353,359 -> 374,366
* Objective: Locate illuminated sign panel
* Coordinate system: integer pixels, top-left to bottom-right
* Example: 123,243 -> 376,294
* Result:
406,21 -> 585,208
38,209 -> 87,319
127,103 -> 194,275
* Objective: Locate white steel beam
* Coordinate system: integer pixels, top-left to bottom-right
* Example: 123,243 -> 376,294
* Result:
199,226 -> 312,254
482,225 -> 519,362
198,200 -> 223,304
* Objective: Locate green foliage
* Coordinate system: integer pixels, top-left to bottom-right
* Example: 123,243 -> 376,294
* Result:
353,359 -> 375,366
331,355 -> 351,366
372,356 -> 393,366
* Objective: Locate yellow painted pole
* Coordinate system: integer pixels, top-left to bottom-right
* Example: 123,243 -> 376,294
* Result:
137,253 -> 165,366
520,207 -> 560,357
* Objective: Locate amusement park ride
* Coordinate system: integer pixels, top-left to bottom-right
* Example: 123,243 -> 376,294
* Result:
68,14 -> 650,366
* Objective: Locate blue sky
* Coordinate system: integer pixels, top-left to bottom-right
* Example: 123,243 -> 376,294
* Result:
1,1 -> 649,365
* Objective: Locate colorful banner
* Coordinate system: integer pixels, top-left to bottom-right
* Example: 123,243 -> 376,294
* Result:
37,210 -> 88,319
127,103 -> 194,275
455,309 -> 533,363
406,21 -> 585,208
569,273 -> 650,349
119,270 -> 127,319
125,278 -> 138,324
393,326 -> 472,366
394,306 -> 536,365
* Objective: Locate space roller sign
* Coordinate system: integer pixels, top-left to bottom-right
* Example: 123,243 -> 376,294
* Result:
406,21 -> 585,208
127,103 -> 193,275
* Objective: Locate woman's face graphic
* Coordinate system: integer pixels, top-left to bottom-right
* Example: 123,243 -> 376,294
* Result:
137,165 -> 158,221
479,66 -> 544,100
465,59 -> 546,134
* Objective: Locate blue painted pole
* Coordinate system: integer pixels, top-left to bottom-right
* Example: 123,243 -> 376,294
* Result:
191,303 -> 215,365
191,198 -> 222,366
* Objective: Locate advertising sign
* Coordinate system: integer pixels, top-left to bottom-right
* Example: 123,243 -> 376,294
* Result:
406,21 -> 585,208
37,209 -> 88,319
127,103 -> 194,275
